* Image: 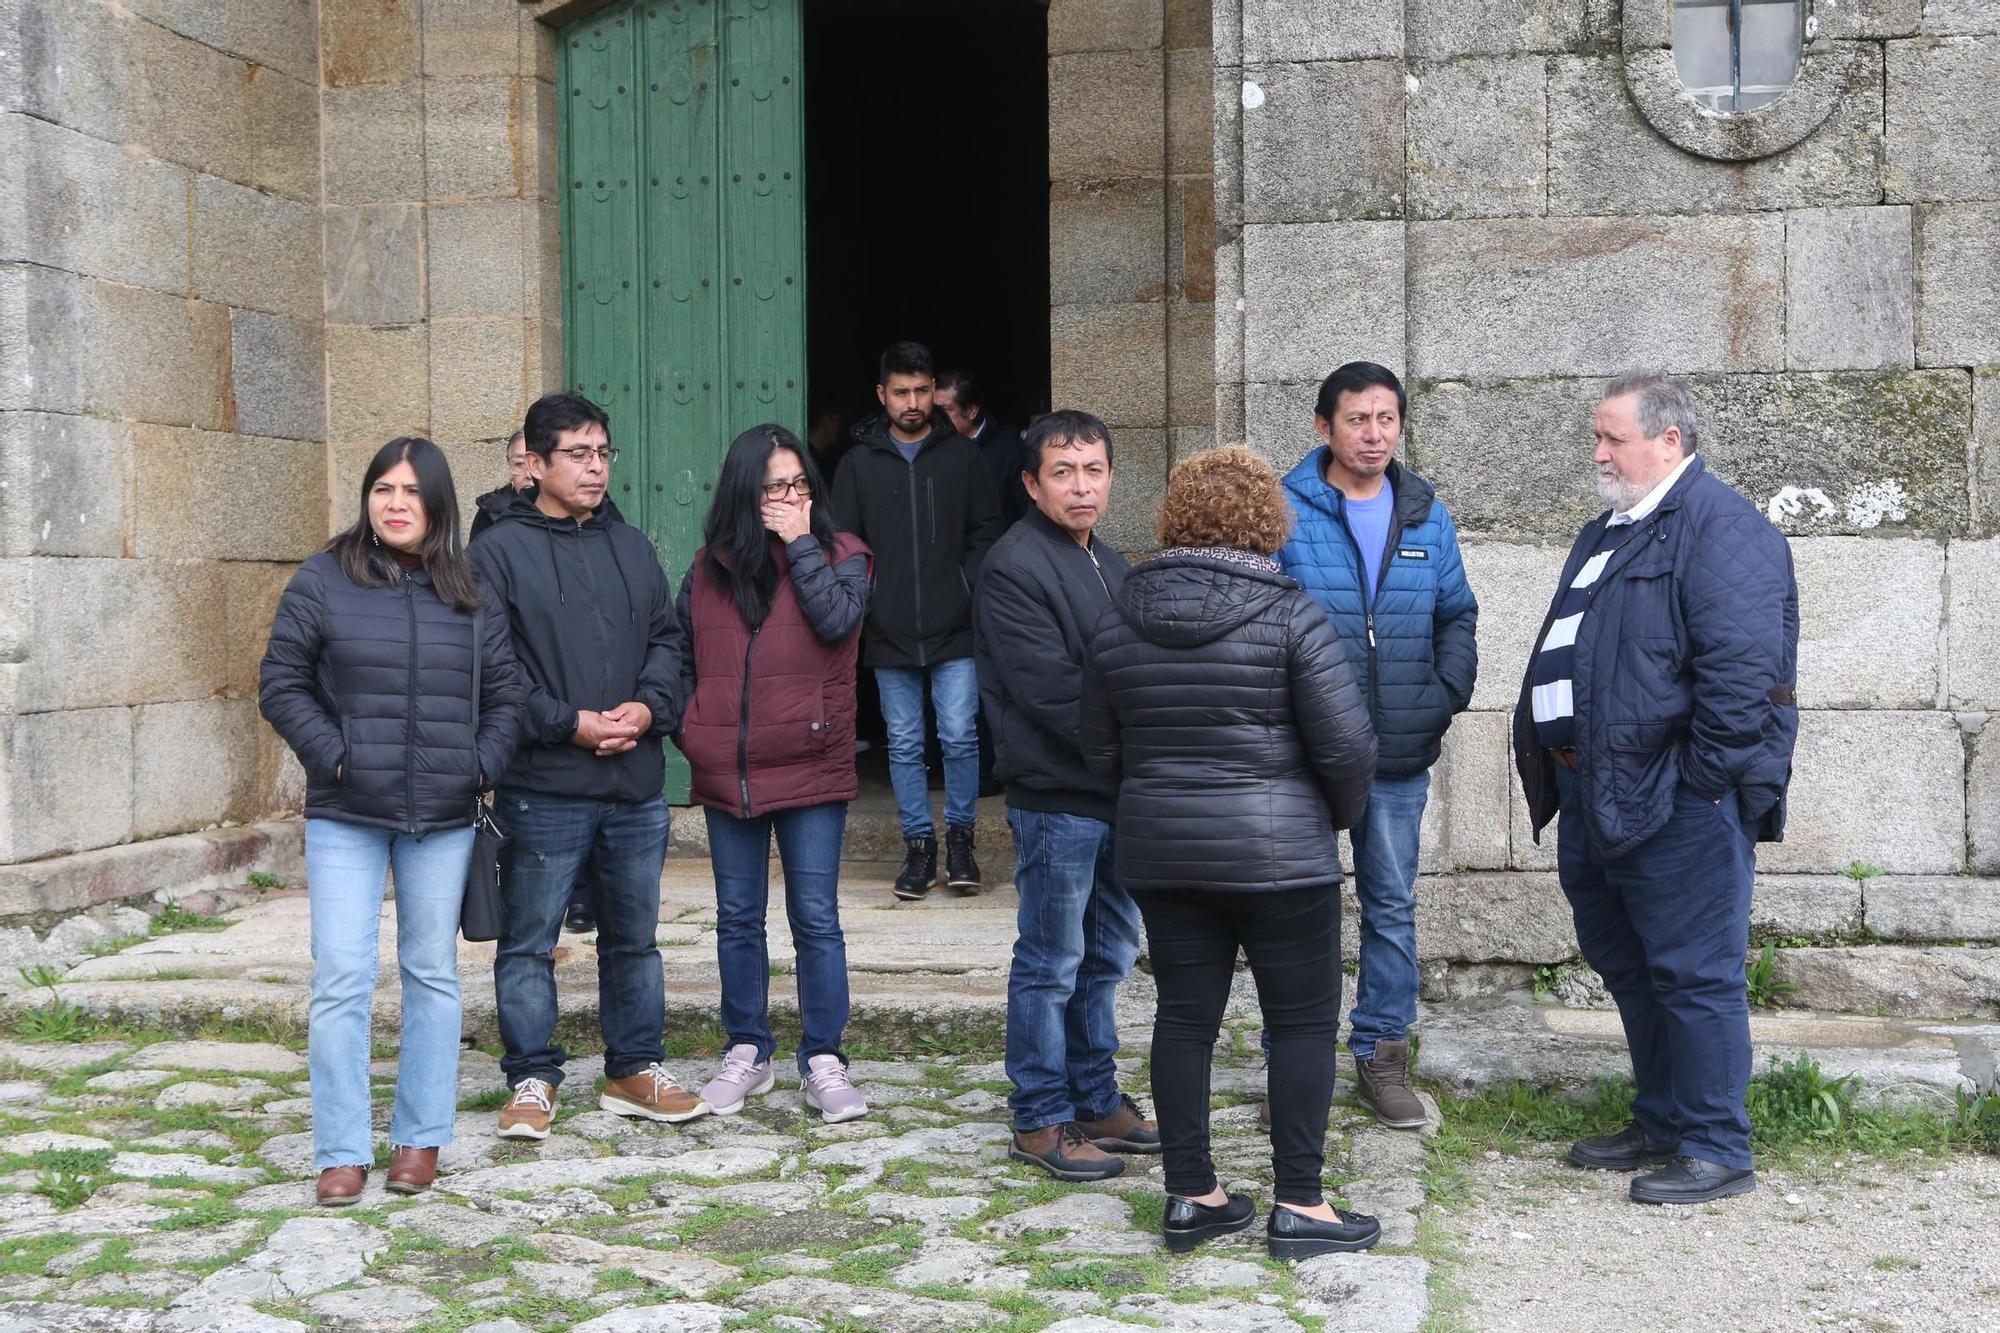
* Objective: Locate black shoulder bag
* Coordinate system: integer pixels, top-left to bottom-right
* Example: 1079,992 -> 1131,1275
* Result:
461,607 -> 512,942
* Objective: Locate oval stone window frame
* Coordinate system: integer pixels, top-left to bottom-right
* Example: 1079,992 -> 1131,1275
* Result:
1621,0 -> 1849,161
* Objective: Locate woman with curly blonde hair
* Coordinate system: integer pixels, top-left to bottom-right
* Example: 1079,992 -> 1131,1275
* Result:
1082,446 -> 1381,1259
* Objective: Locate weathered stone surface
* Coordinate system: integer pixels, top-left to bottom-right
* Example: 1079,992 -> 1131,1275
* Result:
1422,712 -> 1513,873
1410,216 -> 1785,379
230,311 -> 327,444
1974,721 -> 2000,876
192,174 -> 320,320
1242,379 -> 1324,471
426,79 -> 520,201
0,709 -> 132,863
1916,204 -> 2000,367
1792,537 -> 1943,708
1049,181 -> 1167,306
568,1307 -> 735,1333
1244,222 -> 1403,384
1887,35 -> 2000,203
1168,306 -> 1214,429
1455,539 -> 1568,711
982,1192 -> 1131,1237
1106,1296 -> 1299,1330
132,1041 -> 306,1074
1166,46 -> 1211,178
0,112 -> 188,294
325,205 -> 424,327
1243,0 -> 1403,61
1759,711 -> 1965,875
1048,0 -> 1161,53
176,1216 -> 388,1306
132,700 -> 259,839
430,319 -> 527,443
1408,57 -> 1545,221
1405,872 -> 1574,963
736,1278 -> 992,1331
1292,1252 -> 1430,1329
1097,428 -> 1169,555
1548,52 -> 1883,216
1050,51 -> 1164,180
1947,538 -> 2000,707
527,1233 -> 736,1297
1776,946 -> 2000,1018
1865,877 -> 2000,941
1753,875 -> 1865,941
321,0 -> 422,87
1409,0 -> 1588,58
446,1155 -> 696,1195
0,821 -> 298,921
1242,60 -> 1404,224
1786,207 -> 1917,371
322,84 -> 424,206
108,1150 -> 262,1184
805,1122 -> 1008,1171
0,412 -> 130,558
133,426 -> 324,559
1051,305 -> 1167,429
327,324 -> 429,443
429,199 -> 528,320
1924,2 -> 2000,35
1977,369 -> 1999,534
304,1285 -> 438,1329
888,1237 -> 1027,1290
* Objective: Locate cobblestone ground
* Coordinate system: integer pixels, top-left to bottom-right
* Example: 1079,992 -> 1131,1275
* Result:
0,1020 -> 1433,1332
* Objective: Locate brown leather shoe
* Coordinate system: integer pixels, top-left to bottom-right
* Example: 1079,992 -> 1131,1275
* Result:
600,1063 -> 708,1123
1076,1093 -> 1163,1154
385,1146 -> 438,1195
1009,1122 -> 1126,1181
316,1165 -> 366,1206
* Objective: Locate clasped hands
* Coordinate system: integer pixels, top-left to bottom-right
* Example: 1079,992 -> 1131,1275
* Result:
572,701 -> 652,756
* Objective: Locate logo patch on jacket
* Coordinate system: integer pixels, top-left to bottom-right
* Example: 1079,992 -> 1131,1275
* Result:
1397,548 -> 1428,560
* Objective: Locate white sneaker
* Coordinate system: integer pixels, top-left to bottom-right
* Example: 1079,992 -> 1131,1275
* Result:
801,1054 -> 868,1124
699,1043 -> 775,1115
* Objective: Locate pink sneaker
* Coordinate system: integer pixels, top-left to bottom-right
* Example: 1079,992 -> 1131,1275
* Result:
801,1054 -> 868,1124
699,1044 -> 774,1115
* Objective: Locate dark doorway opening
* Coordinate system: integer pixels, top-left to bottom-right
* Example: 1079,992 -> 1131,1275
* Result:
804,0 -> 1050,437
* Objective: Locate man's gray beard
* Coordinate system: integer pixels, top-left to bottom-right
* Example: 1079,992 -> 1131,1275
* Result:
1595,472 -> 1644,512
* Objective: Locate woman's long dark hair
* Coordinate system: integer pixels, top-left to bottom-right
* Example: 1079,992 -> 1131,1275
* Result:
328,436 -> 484,613
703,424 -> 837,628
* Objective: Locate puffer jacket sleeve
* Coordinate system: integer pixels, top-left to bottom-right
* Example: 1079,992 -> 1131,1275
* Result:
1285,593 -> 1377,829
1080,621 -> 1121,783
473,596 -> 526,789
788,536 -> 871,642
1430,504 -> 1479,711
258,561 -> 346,784
1679,511 -> 1796,799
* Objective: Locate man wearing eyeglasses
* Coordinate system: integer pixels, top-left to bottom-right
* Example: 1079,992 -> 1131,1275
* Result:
470,430 -> 532,542
471,391 -> 706,1141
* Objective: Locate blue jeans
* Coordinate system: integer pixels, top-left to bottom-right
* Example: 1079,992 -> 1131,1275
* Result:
1004,808 -> 1142,1131
494,788 -> 670,1088
1558,767 -> 1757,1170
705,802 -> 851,1076
875,658 -> 980,837
305,818 -> 472,1169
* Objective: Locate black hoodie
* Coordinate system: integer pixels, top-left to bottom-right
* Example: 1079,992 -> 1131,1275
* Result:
829,412 -> 1005,668
1081,550 -> 1377,894
469,484 -> 516,542
469,489 -> 686,802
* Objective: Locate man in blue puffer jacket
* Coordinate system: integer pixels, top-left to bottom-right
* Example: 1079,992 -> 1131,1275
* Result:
1275,362 -> 1478,1131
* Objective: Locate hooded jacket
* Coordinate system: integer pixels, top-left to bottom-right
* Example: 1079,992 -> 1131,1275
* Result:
828,411 -> 1005,668
1277,455 -> 1478,777
469,484 -> 516,542
258,551 -> 525,833
1082,550 -> 1377,894
469,489 -> 686,803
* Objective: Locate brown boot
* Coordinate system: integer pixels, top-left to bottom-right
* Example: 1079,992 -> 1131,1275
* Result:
315,1165 -> 366,1207
601,1063 -> 709,1123
1355,1039 -> 1430,1131
385,1146 -> 438,1195
1076,1093 -> 1163,1154
1009,1122 -> 1126,1182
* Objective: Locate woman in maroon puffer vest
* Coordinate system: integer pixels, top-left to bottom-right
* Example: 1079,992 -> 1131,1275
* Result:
675,425 -> 874,1123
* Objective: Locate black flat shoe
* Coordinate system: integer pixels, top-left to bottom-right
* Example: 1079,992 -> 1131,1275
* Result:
564,902 -> 596,934
1568,1123 -> 1678,1172
1266,1203 -> 1381,1260
1162,1192 -> 1255,1253
1630,1155 -> 1755,1205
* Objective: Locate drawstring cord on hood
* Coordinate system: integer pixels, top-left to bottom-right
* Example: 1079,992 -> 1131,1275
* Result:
543,512 -> 637,623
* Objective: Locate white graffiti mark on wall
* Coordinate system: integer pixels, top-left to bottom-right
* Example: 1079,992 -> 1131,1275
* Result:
1843,480 -> 1909,530
1763,481 -> 1911,529
1765,486 -> 1837,524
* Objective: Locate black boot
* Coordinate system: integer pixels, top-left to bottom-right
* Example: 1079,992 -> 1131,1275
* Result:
944,825 -> 981,893
894,836 -> 938,902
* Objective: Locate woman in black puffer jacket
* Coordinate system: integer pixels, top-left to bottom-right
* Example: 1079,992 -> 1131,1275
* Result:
1082,446 -> 1378,1261
260,437 -> 523,1207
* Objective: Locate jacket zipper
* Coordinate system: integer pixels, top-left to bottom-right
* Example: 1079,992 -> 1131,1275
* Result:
1085,539 -> 1110,598
905,456 -> 926,666
736,625 -> 761,818
1337,496 -> 1404,718
402,572 -> 418,834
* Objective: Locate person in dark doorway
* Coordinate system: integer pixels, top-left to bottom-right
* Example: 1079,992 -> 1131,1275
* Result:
470,427 -> 601,938
679,426 -> 874,1124
1083,447 -> 1380,1258
471,392 -> 706,1138
1517,371 -> 1799,1206
937,369 -> 1028,525
1270,361 -> 1478,1133
259,436 -> 524,1205
975,410 -> 1156,1182
805,400 -> 853,483
830,341 -> 1005,901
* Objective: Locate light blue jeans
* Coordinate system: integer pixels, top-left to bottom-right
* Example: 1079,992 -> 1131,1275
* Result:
875,657 -> 981,837
305,818 -> 473,1170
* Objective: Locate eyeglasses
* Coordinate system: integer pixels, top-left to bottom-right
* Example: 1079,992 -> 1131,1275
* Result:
761,477 -> 811,498
552,445 -> 619,466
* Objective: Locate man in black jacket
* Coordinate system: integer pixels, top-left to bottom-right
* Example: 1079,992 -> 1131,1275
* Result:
937,369 -> 1029,525
471,392 -> 706,1138
974,410 -> 1155,1182
830,341 -> 1005,900
469,430 -> 530,541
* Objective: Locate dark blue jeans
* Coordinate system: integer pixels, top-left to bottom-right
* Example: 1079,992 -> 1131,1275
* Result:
494,787 -> 670,1088
704,802 -> 851,1076
1004,808 -> 1141,1131
1557,766 -> 1757,1170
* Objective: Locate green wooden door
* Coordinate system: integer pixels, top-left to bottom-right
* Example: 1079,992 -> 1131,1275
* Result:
560,0 -> 806,800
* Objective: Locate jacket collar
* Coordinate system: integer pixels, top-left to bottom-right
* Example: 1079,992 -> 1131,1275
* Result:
1021,505 -> 1102,554
1283,452 -> 1434,527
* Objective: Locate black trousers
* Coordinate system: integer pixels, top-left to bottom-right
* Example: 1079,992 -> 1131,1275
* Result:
1136,884 -> 1340,1206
